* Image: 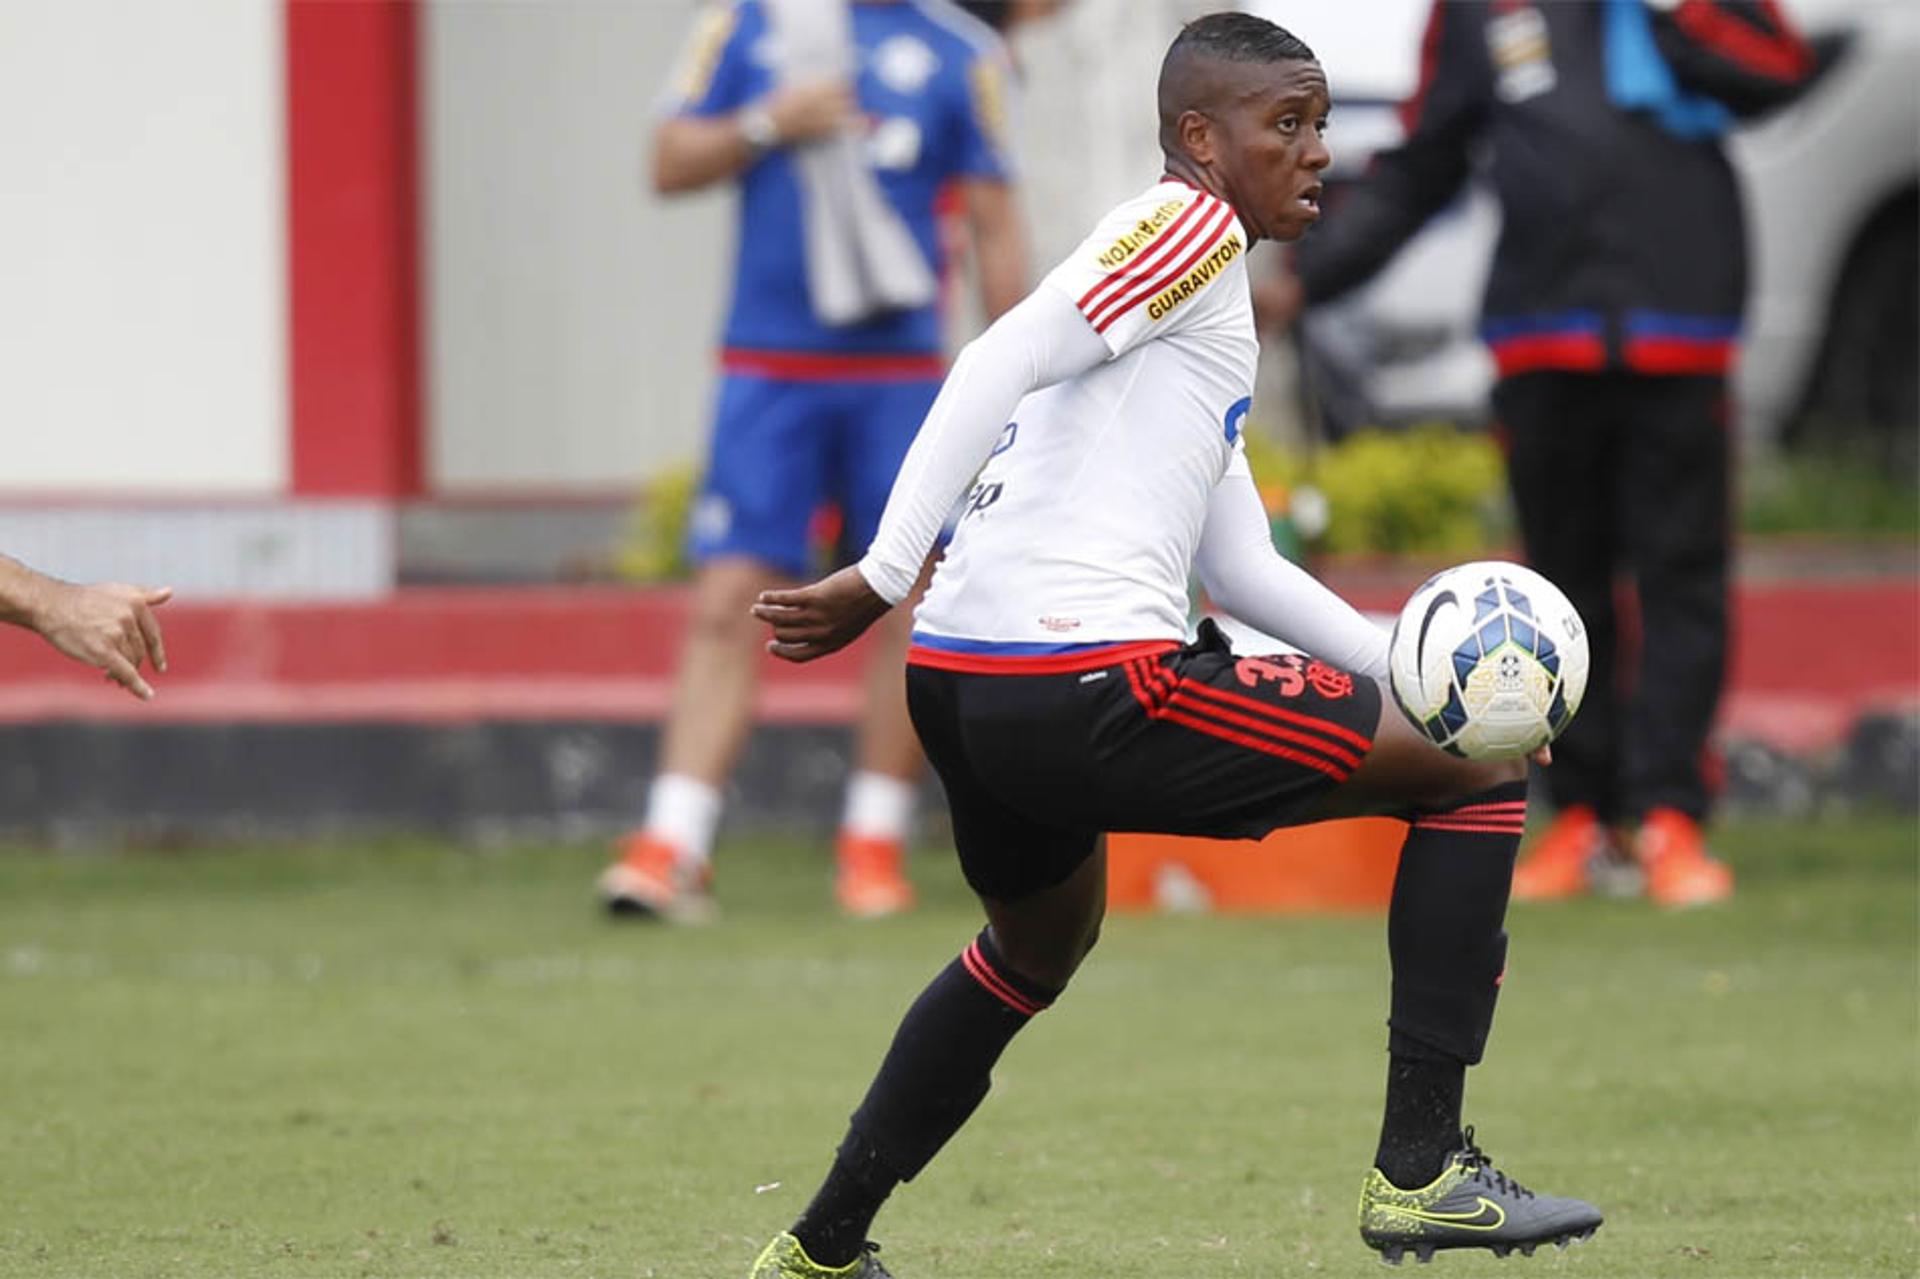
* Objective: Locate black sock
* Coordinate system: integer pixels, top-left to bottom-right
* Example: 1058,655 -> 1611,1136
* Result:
1375,1053 -> 1465,1189
1375,780 -> 1526,1188
793,929 -> 1058,1266
792,1129 -> 897,1269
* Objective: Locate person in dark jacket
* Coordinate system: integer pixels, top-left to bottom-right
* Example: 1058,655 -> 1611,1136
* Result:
1279,0 -> 1816,906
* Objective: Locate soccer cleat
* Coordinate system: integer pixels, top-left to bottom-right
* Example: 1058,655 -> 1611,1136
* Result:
1637,808 -> 1733,908
597,833 -> 715,923
1510,806 -> 1604,902
749,1232 -> 893,1278
835,834 -> 916,918
1358,1127 -> 1603,1265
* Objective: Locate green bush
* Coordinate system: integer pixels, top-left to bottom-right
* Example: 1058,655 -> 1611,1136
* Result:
1246,423 -> 1509,556
1742,454 -> 1919,538
613,462 -> 699,583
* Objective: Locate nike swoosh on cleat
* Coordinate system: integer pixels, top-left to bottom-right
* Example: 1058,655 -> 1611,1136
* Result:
1398,1196 -> 1507,1230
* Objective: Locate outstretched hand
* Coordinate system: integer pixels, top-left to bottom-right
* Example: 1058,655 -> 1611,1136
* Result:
35,581 -> 172,700
751,566 -> 891,663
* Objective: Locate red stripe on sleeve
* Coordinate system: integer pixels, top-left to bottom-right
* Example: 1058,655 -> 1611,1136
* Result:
1090,203 -> 1236,334
1083,198 -> 1229,329
1672,0 -> 1812,82
1076,194 -> 1216,316
1399,0 -> 1449,133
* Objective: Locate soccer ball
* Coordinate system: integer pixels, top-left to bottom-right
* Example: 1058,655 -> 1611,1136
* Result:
1387,561 -> 1590,760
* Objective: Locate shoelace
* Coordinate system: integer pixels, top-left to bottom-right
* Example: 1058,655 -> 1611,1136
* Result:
1456,1126 -> 1536,1200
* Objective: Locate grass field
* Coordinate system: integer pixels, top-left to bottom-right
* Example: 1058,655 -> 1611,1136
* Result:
0,817 -> 1913,1279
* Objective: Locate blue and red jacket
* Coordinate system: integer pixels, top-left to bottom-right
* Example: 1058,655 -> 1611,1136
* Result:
1297,0 -> 1815,379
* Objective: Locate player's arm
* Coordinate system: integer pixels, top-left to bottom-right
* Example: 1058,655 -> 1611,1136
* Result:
651,79 -> 856,194
648,2 -> 854,195
1293,0 -> 1488,305
753,287 -> 1109,660
1193,460 -> 1390,679
1645,0 -> 1817,118
0,554 -> 171,700
961,179 -> 1028,322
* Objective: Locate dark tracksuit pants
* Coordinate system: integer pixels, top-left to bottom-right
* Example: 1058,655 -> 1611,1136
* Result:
1495,370 -> 1731,824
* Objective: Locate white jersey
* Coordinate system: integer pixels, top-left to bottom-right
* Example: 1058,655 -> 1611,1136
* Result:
913,180 -> 1258,649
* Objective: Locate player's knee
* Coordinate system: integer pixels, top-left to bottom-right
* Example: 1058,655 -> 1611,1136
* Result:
995,923 -> 1099,992
687,574 -> 767,647
1474,756 -> 1528,792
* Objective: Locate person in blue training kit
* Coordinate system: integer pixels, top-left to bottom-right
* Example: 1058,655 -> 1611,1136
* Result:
1269,0 -> 1817,907
599,0 -> 1029,922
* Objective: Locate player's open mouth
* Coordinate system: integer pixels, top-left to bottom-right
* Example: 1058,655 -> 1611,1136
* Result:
1296,184 -> 1322,215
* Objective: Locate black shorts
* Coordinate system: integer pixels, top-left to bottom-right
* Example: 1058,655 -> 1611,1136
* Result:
907,620 -> 1383,902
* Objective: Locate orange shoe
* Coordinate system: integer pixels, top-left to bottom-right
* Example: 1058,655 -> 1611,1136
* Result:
835,834 -> 915,918
1511,806 -> 1605,903
1636,809 -> 1733,908
597,832 -> 715,922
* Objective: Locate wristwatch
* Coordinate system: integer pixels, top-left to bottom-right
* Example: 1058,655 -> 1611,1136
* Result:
737,105 -> 780,153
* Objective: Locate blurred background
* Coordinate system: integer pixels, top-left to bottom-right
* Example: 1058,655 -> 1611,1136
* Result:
0,0 -> 1911,838
0,7 -> 1914,1278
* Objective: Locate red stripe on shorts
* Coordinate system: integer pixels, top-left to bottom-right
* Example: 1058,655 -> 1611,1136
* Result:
1175,677 -> 1375,753
1166,689 -> 1365,772
1154,707 -> 1351,781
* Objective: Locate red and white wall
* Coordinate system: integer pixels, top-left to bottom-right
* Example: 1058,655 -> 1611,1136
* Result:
0,1 -> 727,595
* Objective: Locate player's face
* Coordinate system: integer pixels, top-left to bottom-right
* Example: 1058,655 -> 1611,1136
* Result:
1214,60 -> 1331,243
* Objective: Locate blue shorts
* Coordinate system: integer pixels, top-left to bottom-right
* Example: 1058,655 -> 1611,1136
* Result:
687,372 -> 942,578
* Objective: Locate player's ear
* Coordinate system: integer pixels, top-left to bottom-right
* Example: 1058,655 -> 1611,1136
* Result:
1177,109 -> 1215,166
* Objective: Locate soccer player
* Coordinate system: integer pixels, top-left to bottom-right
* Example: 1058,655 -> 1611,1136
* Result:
598,0 -> 1029,922
745,13 -> 1602,1275
0,554 -> 170,700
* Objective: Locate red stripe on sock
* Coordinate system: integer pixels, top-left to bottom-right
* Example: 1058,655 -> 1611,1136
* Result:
1411,820 -> 1529,836
962,942 -> 1044,1017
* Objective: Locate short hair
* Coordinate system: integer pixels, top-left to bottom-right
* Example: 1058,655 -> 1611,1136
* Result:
1165,12 -> 1316,69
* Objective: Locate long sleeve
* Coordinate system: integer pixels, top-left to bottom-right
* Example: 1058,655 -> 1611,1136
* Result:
1193,458 -> 1390,680
855,286 -> 1110,604
1294,0 -> 1489,306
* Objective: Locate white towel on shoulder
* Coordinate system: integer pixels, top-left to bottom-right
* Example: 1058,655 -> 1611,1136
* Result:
764,0 -> 939,327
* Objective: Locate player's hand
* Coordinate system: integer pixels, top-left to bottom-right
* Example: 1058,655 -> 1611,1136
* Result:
752,566 -> 890,663
764,78 -> 857,145
31,581 -> 172,700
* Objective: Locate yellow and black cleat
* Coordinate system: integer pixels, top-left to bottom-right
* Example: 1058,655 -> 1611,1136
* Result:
749,1232 -> 894,1279
1358,1127 -> 1602,1265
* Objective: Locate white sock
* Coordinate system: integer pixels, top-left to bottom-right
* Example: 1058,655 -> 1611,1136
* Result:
840,770 -> 916,843
644,774 -> 722,866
